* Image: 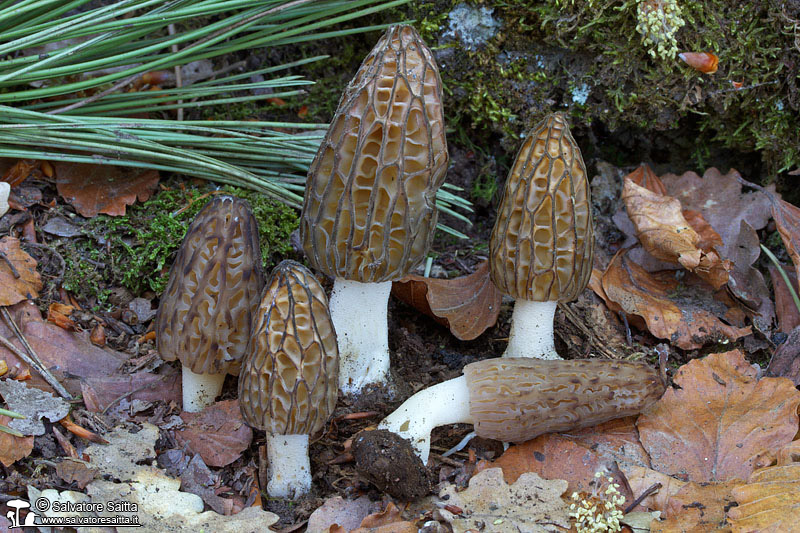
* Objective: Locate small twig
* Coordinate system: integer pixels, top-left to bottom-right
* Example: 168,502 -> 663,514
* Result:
624,482 -> 663,514
168,23 -> 183,121
619,311 -> 632,347
0,309 -> 73,400
46,72 -> 145,115
0,251 -> 20,278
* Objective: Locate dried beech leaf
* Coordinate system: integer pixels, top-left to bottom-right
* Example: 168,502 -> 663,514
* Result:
727,221 -> 774,331
623,177 -> 701,269
660,168 -> 774,260
622,465 -> 687,513
476,433 -> 634,501
601,250 -> 750,349
772,198 -> 800,291
638,350 -> 800,483
56,458 -> 96,489
651,481 -> 740,533
0,236 -> 41,306
351,502 -> 416,533
0,414 -> 34,467
626,164 -> 667,195
440,468 -> 570,533
392,261 -> 501,340
175,400 -> 253,468
55,162 -> 159,217
766,327 -> 800,386
728,463 -> 800,532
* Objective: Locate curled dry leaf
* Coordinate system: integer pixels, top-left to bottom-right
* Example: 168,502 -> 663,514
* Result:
727,221 -> 775,331
601,250 -> 750,349
622,177 -> 730,288
0,236 -> 42,306
638,350 -> 800,483
766,326 -> 800,386
353,503 -> 416,532
728,461 -> 800,532
0,414 -> 34,467
391,260 -> 501,340
47,302 -> 76,331
771,197 -> 800,292
54,162 -> 159,217
769,266 -> 800,333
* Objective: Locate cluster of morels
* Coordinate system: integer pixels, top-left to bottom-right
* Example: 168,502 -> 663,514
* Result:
155,25 -> 667,502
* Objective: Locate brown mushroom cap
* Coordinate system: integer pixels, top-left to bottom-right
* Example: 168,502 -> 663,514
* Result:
464,358 -> 665,442
489,114 -> 593,302
300,24 -> 448,283
238,260 -> 339,435
156,195 -> 264,375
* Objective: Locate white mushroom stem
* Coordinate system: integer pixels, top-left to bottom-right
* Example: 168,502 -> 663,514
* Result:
266,434 -> 311,499
502,299 -> 560,359
378,376 -> 473,464
0,181 -> 10,218
181,367 -> 225,413
329,278 -> 392,394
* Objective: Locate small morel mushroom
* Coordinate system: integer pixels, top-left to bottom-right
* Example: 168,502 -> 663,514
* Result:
489,113 -> 593,359
156,195 -> 264,412
238,260 -> 338,499
379,358 -> 665,463
300,24 -> 448,395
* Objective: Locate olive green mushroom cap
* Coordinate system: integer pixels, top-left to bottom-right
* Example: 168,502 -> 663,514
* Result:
156,195 -> 264,375
300,24 -> 448,283
489,113 -> 594,302
238,260 -> 339,436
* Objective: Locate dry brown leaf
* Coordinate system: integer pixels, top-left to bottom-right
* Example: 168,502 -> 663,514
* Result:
352,503 -> 416,532
652,480 -> 740,532
772,198 -> 800,292
56,458 -> 96,489
627,164 -> 668,195
769,266 -> 800,333
728,463 -> 800,532
475,434 -> 632,501
0,301 -> 124,396
623,177 -> 702,269
777,439 -> 800,466
726,221 -> 774,332
2,159 -> 36,187
660,168 -> 774,261
391,261 -> 501,340
601,250 -> 750,349
0,236 -> 42,306
0,414 -> 34,467
766,327 -> 800,386
638,350 -> 800,483
175,400 -> 253,468
54,162 -> 159,217
46,302 -> 76,331
80,368 -> 181,412
569,416 -> 652,469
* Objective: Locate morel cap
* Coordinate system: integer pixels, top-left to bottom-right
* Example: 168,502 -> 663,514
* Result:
156,195 -> 264,375
239,260 -> 339,436
489,113 -> 593,302
300,24 -> 448,283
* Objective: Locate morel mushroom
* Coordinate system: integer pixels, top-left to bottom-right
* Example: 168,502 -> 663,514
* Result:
238,260 -> 338,499
156,195 -> 264,412
300,24 -> 448,395
489,113 -> 593,359
379,358 -> 665,463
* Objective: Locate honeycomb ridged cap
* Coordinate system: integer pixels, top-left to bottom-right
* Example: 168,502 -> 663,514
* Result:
156,195 -> 265,375
238,260 -> 339,435
489,114 -> 593,302
300,24 -> 448,283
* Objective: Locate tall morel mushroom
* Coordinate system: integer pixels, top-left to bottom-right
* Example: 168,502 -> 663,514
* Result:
300,24 -> 448,395
490,113 -> 593,359
156,195 -> 264,412
239,260 -> 338,499
379,358 -> 665,464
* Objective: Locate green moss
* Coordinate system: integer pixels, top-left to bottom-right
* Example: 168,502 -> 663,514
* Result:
402,0 -> 799,175
57,183 -> 298,306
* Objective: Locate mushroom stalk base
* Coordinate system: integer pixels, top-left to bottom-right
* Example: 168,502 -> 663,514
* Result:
266,434 -> 311,499
181,367 -> 226,413
0,182 -> 9,218
503,299 -> 560,359
378,375 -> 473,464
329,278 -> 391,395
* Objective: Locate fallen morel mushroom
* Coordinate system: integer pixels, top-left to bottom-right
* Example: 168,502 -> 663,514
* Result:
490,113 -> 593,359
379,358 -> 665,463
238,260 -> 338,499
156,195 -> 264,412
300,24 -> 448,395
